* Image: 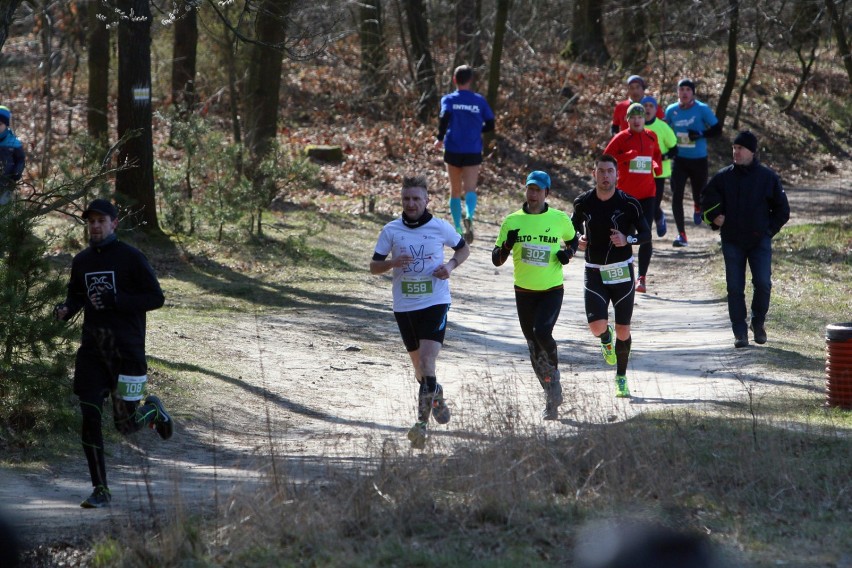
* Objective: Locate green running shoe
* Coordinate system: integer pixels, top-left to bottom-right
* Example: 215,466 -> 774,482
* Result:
600,324 -> 616,366
615,375 -> 631,398
407,421 -> 427,449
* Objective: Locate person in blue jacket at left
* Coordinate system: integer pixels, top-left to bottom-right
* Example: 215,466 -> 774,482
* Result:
0,105 -> 26,206
435,65 -> 495,244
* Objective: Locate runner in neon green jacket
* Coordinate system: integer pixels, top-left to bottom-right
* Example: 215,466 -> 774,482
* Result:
492,170 -> 578,421
641,96 -> 678,238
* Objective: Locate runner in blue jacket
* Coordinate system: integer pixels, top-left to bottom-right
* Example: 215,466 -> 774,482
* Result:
664,79 -> 722,247
0,105 -> 25,205
435,65 -> 495,244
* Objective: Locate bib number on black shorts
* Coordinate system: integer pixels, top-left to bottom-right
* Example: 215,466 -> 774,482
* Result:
117,374 -> 148,401
600,261 -> 631,285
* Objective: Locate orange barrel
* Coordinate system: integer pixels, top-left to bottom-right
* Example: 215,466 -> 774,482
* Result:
825,323 -> 852,409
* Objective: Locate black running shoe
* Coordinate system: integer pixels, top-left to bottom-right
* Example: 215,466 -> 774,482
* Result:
145,395 -> 173,440
80,485 -> 111,508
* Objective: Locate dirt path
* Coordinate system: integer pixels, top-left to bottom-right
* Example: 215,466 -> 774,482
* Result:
2,183 -> 846,558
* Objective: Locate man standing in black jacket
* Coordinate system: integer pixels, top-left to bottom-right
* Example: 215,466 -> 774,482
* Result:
701,131 -> 790,348
55,199 -> 172,508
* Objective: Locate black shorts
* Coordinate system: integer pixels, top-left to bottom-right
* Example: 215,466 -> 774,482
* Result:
584,265 -> 635,325
73,345 -> 147,396
444,151 -> 483,167
394,304 -> 450,352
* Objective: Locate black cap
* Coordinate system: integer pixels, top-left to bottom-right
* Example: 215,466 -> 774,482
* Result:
733,130 -> 758,153
82,199 -> 118,219
677,78 -> 696,92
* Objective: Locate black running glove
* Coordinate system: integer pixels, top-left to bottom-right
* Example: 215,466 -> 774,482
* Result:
687,129 -> 703,141
556,249 -> 573,265
503,229 -> 520,251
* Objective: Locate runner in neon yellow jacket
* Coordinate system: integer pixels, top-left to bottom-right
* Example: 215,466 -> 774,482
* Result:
492,170 -> 577,420
641,96 -> 678,238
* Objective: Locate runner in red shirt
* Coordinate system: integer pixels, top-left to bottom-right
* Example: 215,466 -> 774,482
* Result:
611,75 -> 664,135
604,103 -> 662,293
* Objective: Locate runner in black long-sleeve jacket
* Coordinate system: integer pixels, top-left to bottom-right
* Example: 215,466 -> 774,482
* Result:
571,155 -> 652,398
55,198 -> 172,508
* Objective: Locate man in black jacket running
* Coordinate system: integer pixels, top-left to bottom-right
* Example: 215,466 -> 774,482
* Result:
55,198 -> 172,508
701,131 -> 790,348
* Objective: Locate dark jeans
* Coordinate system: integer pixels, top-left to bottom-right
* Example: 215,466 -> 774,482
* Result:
722,237 -> 772,337
670,157 -> 708,234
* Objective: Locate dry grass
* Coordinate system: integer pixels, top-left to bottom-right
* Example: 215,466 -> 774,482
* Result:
89,367 -> 852,567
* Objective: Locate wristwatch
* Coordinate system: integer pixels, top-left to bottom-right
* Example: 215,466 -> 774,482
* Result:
626,235 -> 637,245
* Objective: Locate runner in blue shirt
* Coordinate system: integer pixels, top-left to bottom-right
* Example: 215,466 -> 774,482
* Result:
664,79 -> 722,247
435,65 -> 495,244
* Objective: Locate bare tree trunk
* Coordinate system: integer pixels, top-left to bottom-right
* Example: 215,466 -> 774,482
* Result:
783,0 -> 822,114
453,0 -> 483,71
716,0 -> 739,125
243,0 -> 289,162
65,33 -> 81,137
38,2 -> 54,178
116,0 -> 160,233
171,5 -> 198,116
243,0 -> 291,236
359,0 -> 389,98
224,31 -> 242,175
404,0 -> 438,122
0,0 -> 23,52
783,46 -> 817,113
562,0 -> 610,64
392,0 -> 415,85
209,1 -> 243,177
733,39 -> 763,130
486,0 -> 510,110
618,0 -> 647,70
87,0 -> 110,142
825,0 -> 852,84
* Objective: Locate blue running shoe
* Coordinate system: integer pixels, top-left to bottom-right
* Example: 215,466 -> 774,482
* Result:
693,209 -> 702,225
656,212 -> 667,237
